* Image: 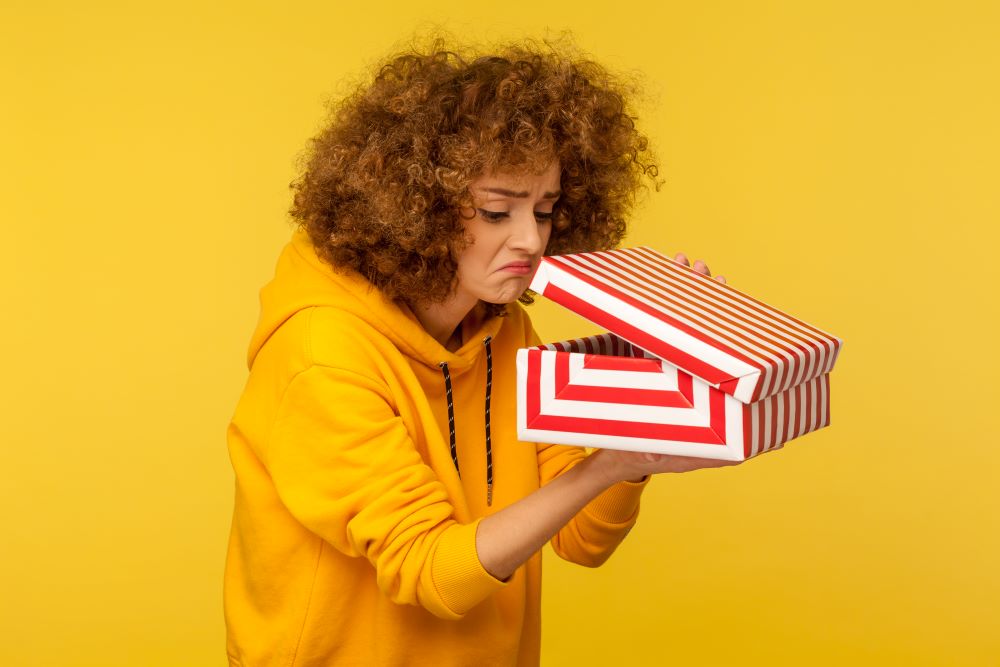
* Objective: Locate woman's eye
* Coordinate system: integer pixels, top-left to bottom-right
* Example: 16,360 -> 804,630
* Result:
477,209 -> 508,222
534,211 -> 555,221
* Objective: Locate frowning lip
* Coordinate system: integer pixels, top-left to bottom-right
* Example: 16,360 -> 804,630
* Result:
498,261 -> 534,275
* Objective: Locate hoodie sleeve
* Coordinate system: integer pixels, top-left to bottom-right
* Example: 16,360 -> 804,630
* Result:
523,319 -> 650,567
537,442 -> 650,567
264,364 -> 507,620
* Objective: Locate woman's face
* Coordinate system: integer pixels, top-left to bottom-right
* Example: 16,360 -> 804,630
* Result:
455,161 -> 560,305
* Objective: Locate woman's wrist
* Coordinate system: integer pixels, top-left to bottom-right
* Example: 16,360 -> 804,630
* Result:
583,448 -> 633,488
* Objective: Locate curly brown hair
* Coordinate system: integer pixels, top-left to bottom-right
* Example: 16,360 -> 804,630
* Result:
289,37 -> 659,314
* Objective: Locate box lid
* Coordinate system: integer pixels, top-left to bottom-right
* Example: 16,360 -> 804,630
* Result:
528,246 -> 842,404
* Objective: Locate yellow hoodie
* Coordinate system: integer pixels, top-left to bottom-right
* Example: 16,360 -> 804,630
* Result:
224,230 -> 649,666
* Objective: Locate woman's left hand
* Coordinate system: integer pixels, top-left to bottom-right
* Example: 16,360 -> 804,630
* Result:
673,252 -> 726,284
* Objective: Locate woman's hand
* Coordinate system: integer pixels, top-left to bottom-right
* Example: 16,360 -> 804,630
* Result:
673,252 -> 726,284
587,447 -> 742,487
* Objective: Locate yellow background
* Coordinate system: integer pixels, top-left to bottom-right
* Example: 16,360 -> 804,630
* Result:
2,1 -> 998,665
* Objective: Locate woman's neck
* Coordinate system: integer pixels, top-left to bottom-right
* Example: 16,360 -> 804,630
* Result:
410,294 -> 485,351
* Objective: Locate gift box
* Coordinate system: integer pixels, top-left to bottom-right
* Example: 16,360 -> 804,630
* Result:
516,247 -> 843,460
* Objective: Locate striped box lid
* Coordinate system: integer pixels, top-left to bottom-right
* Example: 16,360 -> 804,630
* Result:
528,247 -> 843,404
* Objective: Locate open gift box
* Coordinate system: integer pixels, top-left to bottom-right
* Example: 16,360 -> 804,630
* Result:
516,247 -> 843,461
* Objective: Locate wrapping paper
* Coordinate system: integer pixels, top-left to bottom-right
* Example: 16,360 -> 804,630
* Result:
516,248 -> 843,459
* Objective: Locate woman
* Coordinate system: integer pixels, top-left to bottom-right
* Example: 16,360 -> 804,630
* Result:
224,39 -> 735,667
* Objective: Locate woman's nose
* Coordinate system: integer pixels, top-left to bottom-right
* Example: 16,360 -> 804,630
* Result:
507,211 -> 544,253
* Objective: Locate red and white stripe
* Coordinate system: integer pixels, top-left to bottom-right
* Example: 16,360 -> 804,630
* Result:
535,332 -> 639,358
529,247 -> 842,404
748,372 -> 830,457
517,338 -> 833,460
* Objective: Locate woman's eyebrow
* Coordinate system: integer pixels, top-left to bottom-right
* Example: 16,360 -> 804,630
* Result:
481,187 -> 562,199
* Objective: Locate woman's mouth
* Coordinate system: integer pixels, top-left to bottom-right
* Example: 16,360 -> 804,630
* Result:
498,262 -> 533,275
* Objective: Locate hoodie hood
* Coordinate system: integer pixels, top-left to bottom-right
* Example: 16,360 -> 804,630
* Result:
247,229 -> 503,373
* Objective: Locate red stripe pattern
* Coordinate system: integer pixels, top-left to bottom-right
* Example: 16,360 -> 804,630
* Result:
529,247 -> 843,403
516,247 -> 842,460
517,341 -> 834,460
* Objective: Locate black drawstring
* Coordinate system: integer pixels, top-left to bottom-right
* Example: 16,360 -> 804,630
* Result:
438,360 -> 459,478
437,335 -> 494,506
483,335 -> 494,506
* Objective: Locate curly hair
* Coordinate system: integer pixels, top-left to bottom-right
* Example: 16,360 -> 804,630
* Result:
289,37 -> 659,315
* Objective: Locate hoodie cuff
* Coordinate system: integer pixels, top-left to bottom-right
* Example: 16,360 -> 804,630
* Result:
430,519 -> 508,618
584,475 -> 651,525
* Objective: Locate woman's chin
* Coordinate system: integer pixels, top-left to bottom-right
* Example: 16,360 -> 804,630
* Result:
487,287 -> 523,304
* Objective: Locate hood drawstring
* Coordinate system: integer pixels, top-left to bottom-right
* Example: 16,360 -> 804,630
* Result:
484,335 -> 494,506
437,360 -> 459,479
437,335 -> 494,507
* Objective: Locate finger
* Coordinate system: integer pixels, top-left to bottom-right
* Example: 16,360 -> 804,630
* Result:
675,455 -> 738,467
715,274 -> 726,284
692,259 -> 710,275
673,252 -> 690,267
